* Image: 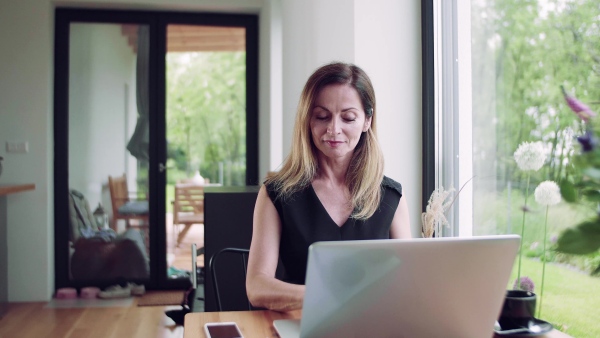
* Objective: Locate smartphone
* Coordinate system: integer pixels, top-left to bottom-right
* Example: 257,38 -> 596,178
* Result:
204,322 -> 244,338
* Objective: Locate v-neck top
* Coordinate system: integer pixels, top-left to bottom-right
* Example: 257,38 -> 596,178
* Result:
265,176 -> 403,285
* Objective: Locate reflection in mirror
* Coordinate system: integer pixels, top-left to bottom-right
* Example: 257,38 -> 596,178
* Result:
67,23 -> 150,283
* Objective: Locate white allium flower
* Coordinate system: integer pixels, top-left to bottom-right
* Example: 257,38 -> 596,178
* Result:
514,141 -> 546,171
534,181 -> 561,206
421,187 -> 454,238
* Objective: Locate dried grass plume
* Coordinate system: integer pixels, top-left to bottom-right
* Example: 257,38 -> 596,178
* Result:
421,187 -> 454,238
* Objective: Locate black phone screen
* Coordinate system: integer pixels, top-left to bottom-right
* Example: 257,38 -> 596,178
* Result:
205,323 -> 243,338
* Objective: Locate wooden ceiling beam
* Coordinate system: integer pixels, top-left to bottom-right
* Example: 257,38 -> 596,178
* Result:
121,24 -> 246,53
167,45 -> 245,52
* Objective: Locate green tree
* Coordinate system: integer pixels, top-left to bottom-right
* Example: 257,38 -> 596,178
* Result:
472,0 -> 600,192
166,52 -> 246,184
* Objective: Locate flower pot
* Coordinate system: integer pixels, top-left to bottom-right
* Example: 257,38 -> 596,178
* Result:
498,290 -> 537,329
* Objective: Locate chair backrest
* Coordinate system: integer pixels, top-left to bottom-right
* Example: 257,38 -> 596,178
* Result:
173,183 -> 204,224
108,174 -> 129,213
208,248 -> 252,311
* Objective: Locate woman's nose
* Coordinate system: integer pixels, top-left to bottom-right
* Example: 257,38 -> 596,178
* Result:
327,118 -> 341,134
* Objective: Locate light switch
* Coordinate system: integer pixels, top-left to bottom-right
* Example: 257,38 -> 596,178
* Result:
6,141 -> 29,153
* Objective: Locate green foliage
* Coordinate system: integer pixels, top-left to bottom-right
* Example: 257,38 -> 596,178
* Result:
556,219 -> 600,254
473,188 -> 600,274
555,90 -> 600,275
471,0 -> 600,279
471,0 -> 600,189
166,51 -> 246,184
559,180 -> 578,203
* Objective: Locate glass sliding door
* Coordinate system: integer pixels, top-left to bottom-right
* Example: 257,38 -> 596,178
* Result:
165,24 -> 247,281
54,8 -> 258,291
67,22 -> 151,284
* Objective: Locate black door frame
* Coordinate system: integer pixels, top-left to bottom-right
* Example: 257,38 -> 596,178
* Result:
421,0 -> 435,213
54,7 -> 259,290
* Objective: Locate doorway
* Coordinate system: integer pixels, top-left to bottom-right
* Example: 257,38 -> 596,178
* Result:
53,8 -> 258,290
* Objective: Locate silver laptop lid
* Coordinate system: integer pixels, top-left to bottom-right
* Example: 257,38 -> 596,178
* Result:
298,235 -> 520,338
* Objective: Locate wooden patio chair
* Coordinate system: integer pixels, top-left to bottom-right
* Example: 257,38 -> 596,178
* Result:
172,182 -> 205,247
108,173 -> 149,233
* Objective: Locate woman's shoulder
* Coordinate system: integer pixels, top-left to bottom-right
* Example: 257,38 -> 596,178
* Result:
264,179 -> 275,191
263,179 -> 310,204
263,180 -> 279,201
381,176 -> 402,196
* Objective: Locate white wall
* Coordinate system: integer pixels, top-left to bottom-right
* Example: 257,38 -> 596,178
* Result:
355,0 -> 422,236
0,0 -> 54,302
259,0 -> 283,179
280,0 -> 422,236
0,0 -> 421,301
280,0 -> 356,156
69,23 -> 137,210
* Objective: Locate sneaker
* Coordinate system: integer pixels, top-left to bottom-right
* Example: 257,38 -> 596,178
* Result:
128,283 -> 145,296
98,284 -> 131,299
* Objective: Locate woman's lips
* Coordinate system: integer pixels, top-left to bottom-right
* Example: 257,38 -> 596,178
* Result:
325,140 -> 344,147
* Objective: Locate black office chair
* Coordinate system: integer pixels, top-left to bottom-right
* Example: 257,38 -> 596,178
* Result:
208,247 -> 252,311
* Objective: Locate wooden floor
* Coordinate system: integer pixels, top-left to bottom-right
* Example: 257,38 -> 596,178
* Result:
167,213 -> 205,271
0,299 -> 185,338
0,215 -> 204,338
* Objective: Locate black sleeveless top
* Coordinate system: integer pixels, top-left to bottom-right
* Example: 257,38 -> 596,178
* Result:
265,176 -> 403,284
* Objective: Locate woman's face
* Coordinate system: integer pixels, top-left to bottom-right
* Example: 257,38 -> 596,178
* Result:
310,84 -> 371,162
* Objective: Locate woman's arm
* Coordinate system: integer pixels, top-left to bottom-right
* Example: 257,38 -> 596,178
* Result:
390,196 -> 412,239
246,186 -> 305,311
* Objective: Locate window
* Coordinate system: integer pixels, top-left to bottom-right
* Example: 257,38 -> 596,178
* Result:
425,0 -> 600,336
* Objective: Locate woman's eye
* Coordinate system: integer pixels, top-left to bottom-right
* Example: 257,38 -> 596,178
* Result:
343,118 -> 356,122
315,115 -> 328,120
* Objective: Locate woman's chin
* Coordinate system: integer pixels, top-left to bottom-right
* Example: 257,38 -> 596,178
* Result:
319,150 -> 353,161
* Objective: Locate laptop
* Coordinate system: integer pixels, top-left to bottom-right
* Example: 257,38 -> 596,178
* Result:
273,235 -> 520,338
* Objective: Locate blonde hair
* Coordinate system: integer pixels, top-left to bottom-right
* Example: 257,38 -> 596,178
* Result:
266,62 -> 384,220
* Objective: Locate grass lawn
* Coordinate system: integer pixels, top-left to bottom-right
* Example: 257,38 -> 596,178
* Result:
510,258 -> 600,338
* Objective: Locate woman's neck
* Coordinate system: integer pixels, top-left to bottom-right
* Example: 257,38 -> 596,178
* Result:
315,156 -> 350,186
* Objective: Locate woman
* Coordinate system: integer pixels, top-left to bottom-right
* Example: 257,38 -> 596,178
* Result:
246,62 -> 411,311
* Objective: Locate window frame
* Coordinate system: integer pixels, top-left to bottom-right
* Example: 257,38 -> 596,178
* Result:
422,0 -> 473,237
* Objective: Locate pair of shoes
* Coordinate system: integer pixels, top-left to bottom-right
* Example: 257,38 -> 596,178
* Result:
80,287 -> 101,299
56,287 -> 102,299
98,283 -> 145,299
55,287 -> 77,299
129,283 -> 145,296
98,285 -> 131,299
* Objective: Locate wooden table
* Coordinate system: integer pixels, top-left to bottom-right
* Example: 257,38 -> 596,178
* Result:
184,310 -> 572,338
0,184 -> 35,196
184,310 -> 300,338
